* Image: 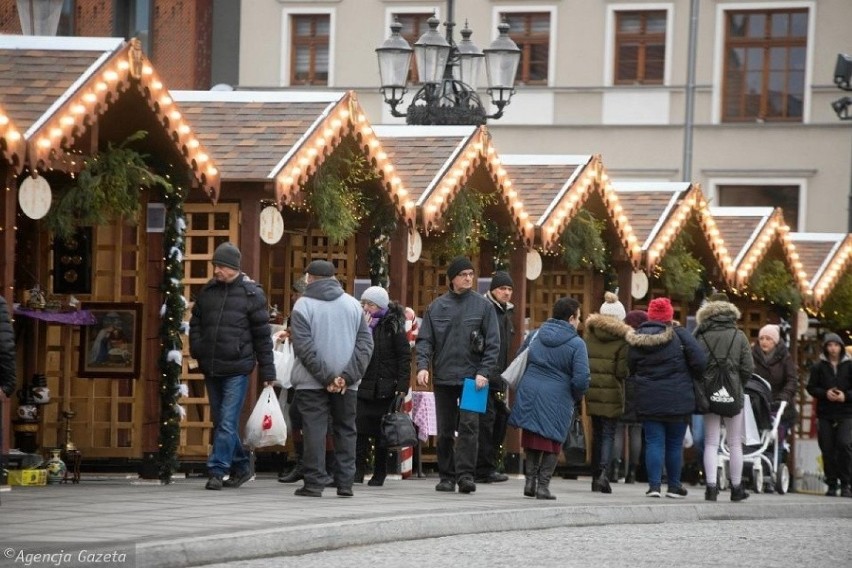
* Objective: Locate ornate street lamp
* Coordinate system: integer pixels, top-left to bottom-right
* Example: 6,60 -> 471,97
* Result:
376,2 -> 520,125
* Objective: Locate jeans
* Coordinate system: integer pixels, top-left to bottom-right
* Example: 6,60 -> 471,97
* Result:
205,374 -> 250,477
591,415 -> 618,475
643,420 -> 688,489
476,391 -> 498,477
434,384 -> 479,482
297,388 -> 357,491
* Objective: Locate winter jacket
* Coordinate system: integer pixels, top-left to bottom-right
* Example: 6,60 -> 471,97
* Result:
752,341 -> 799,422
415,288 -> 500,386
189,274 -> 275,381
694,300 -> 754,414
0,296 -> 15,397
626,322 -> 706,421
508,319 -> 590,443
359,302 -> 411,400
806,335 -> 852,420
583,314 -> 631,419
484,290 -> 515,390
290,278 -> 373,390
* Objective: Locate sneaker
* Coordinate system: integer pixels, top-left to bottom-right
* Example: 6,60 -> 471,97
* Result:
337,487 -> 354,497
222,470 -> 253,488
666,486 -> 688,499
205,476 -> 223,491
435,479 -> 455,492
458,478 -> 477,494
294,486 -> 322,497
645,487 -> 661,498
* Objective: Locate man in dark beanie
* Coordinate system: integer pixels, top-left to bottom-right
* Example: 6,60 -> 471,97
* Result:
190,242 -> 275,490
416,257 -> 500,494
475,271 -> 515,483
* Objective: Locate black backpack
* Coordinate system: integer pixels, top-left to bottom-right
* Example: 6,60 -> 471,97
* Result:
699,332 -> 743,417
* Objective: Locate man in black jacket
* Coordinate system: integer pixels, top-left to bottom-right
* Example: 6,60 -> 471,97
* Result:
416,257 -> 500,494
190,243 -> 275,490
476,271 -> 515,484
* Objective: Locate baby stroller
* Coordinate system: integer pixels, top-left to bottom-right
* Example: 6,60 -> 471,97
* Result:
717,374 -> 790,494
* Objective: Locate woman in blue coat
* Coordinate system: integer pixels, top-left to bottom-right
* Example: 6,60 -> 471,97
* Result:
509,297 -> 590,500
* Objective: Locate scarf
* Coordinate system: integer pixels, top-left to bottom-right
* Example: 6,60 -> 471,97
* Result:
368,307 -> 388,330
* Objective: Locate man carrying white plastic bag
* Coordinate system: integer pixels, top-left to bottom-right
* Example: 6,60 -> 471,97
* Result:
245,385 -> 288,449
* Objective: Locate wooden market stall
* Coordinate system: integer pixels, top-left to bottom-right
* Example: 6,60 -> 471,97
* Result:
0,35 -> 219,466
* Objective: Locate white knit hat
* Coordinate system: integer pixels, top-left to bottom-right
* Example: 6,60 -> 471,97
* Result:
361,286 -> 389,309
599,291 -> 626,321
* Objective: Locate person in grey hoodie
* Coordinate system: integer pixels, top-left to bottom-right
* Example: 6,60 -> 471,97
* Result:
289,260 -> 373,498
416,256 -> 500,495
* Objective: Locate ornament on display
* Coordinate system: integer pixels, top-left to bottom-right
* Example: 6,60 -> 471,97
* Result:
631,270 -> 649,299
18,173 -> 52,220
407,229 -> 422,263
46,449 -> 67,484
259,206 -> 284,245
525,249 -> 542,280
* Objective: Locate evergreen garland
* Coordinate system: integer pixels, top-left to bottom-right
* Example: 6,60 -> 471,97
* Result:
45,131 -> 170,240
307,149 -> 378,244
821,271 -> 852,331
366,197 -> 398,288
483,223 -> 515,271
559,210 -> 608,271
157,174 -> 188,484
433,186 -> 497,262
659,232 -> 703,301
750,259 -> 802,316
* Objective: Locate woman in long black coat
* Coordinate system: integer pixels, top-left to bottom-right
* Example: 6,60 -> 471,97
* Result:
356,287 -> 411,486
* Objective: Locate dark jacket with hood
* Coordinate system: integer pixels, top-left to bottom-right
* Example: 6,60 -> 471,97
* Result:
484,290 -> 515,390
416,288 -> 500,386
626,322 -> 706,421
806,333 -> 852,420
752,340 -> 799,422
359,302 -> 410,400
508,319 -> 590,443
189,273 -> 275,381
0,295 -> 15,397
584,313 -> 631,419
694,300 -> 754,414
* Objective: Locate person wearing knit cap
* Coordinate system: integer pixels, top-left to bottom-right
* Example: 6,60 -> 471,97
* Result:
416,257 -> 501,494
584,291 -> 632,494
694,293 -> 754,502
752,322 -> 798,472
288,257 -> 374,498
624,310 -> 648,330
355,287 -> 409,487
625,296 -> 707,499
806,332 -> 852,497
190,242 -> 275,490
476,271 -> 516,484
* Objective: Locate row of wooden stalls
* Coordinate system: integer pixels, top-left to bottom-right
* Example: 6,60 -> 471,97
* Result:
1,36 -> 850,473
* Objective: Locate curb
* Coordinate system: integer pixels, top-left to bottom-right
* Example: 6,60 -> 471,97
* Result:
138,501 -> 852,567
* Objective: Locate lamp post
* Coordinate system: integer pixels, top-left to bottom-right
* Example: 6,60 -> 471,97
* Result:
376,1 -> 521,125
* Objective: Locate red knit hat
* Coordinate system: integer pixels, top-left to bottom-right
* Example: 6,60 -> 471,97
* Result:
647,297 -> 674,323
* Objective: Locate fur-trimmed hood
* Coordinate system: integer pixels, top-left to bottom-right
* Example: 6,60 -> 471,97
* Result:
585,313 -> 632,342
625,322 -> 674,348
695,300 -> 741,326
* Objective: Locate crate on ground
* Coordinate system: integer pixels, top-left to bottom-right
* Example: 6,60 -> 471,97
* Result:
8,469 -> 47,486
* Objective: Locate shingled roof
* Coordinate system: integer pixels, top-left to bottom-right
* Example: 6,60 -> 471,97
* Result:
789,232 -> 852,307
0,35 -> 219,199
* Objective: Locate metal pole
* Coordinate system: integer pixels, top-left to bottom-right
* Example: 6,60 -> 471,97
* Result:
682,0 -> 700,181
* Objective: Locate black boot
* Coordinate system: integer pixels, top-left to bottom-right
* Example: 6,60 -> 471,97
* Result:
730,485 -> 750,502
369,445 -> 388,486
536,452 -> 558,500
597,470 -> 612,494
355,435 -> 369,484
705,484 -> 719,501
279,441 -> 304,483
524,450 -> 541,497
591,468 -> 601,492
625,464 -> 637,484
608,460 -> 620,484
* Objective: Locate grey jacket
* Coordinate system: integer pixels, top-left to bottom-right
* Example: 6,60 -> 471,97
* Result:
289,278 -> 374,390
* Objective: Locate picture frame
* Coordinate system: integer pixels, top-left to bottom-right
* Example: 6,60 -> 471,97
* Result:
78,302 -> 143,378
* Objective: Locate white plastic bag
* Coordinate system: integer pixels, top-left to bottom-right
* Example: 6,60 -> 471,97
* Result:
272,337 -> 295,389
245,385 -> 288,448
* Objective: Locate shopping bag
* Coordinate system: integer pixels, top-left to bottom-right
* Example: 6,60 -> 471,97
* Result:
380,394 -> 418,450
500,349 -> 529,390
245,385 -> 288,449
272,337 -> 294,389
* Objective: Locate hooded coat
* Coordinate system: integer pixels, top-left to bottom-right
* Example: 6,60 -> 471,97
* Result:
583,313 -> 631,418
806,334 -> 852,420
694,300 -> 754,414
508,319 -> 590,443
484,290 -> 515,390
626,322 -> 706,421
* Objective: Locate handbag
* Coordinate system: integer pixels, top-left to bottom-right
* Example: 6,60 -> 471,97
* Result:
563,399 -> 588,466
380,394 -> 418,450
500,331 -> 538,390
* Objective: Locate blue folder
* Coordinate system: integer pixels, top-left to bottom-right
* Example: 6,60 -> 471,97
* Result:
459,377 -> 487,414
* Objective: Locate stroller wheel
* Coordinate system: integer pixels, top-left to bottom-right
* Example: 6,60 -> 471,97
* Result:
752,464 -> 764,494
717,465 -> 729,491
775,463 -> 790,495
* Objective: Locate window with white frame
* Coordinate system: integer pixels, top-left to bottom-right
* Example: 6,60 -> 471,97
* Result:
290,14 -> 330,86
613,10 -> 666,85
392,12 -> 433,84
499,11 -> 550,85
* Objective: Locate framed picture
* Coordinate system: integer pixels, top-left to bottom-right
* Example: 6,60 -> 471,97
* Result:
78,302 -> 143,378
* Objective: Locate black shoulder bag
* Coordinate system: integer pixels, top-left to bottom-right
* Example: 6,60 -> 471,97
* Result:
380,394 -> 418,450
